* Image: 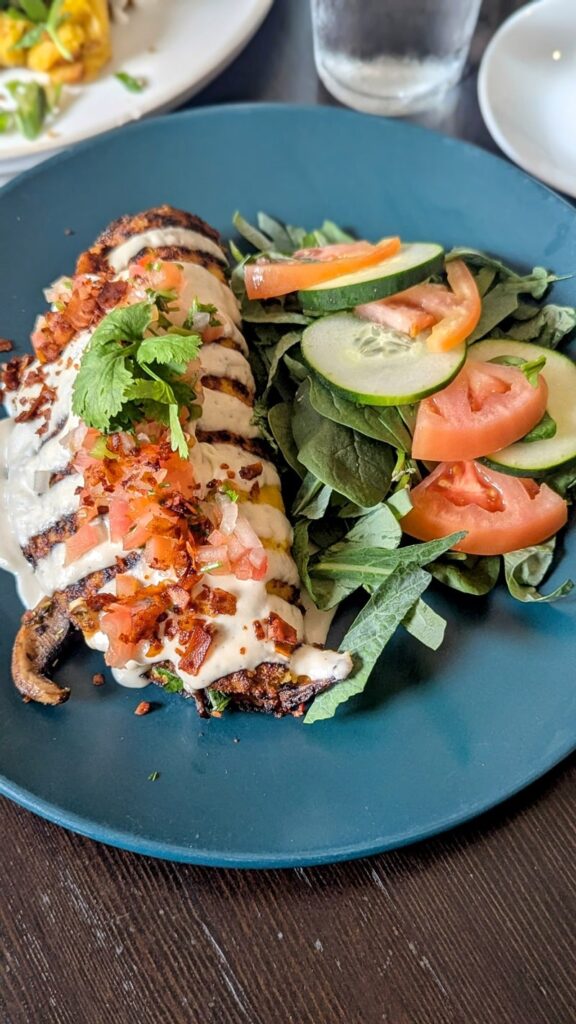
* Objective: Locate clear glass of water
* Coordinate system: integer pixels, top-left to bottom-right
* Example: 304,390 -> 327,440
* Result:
311,0 -> 484,116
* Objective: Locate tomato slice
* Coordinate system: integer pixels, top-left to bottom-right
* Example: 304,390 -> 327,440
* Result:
412,358 -> 548,461
244,237 -> 401,300
402,461 -> 567,555
427,261 -> 481,353
386,261 -> 481,353
355,299 -> 436,337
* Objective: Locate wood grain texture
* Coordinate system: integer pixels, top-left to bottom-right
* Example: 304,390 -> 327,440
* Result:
1,2 -> 575,1023
1,758 -> 575,1024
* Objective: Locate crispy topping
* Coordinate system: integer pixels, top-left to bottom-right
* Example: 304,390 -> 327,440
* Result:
179,621 -> 214,676
1,354 -> 33,392
239,462 -> 263,481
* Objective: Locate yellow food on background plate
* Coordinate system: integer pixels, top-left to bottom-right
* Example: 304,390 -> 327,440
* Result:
0,0 -> 124,83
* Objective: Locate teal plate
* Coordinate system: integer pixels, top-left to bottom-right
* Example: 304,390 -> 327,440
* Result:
0,105 -> 575,866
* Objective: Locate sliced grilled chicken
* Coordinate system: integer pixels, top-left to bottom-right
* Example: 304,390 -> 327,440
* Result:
0,207 -> 351,713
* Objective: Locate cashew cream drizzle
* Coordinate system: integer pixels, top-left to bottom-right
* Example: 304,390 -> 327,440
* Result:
0,224 -> 352,693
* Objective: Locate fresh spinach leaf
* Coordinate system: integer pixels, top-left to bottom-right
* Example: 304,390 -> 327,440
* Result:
402,598 -> 446,651
429,552 -> 500,596
263,331 -> 302,398
268,401 -> 303,477
503,540 -> 574,603
241,298 -> 310,326
293,472 -> 332,519
494,304 -> 576,349
309,533 -> 464,608
292,381 -> 395,508
522,410 -> 557,443
304,566 -> 432,723
308,374 -> 411,450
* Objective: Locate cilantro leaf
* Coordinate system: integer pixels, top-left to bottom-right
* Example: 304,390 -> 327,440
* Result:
137,332 -> 201,367
90,301 -> 153,345
168,403 -> 188,458
72,343 -> 132,432
72,300 -> 200,455
124,377 -> 178,405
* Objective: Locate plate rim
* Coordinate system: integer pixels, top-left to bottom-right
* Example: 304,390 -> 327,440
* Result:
477,0 -> 576,199
1,102 -> 575,867
1,740 -> 574,867
0,0 -> 274,164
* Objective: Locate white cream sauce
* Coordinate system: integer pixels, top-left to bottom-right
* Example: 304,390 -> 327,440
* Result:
199,344 -> 255,392
0,220 -> 350,693
108,227 -> 227,274
196,388 -> 260,439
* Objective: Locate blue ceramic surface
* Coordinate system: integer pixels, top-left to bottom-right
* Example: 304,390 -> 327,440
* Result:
0,105 -> 575,866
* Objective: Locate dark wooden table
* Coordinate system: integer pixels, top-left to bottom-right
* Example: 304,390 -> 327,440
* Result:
2,3 -> 575,1022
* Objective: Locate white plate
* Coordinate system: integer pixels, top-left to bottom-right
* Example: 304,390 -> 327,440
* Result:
0,0 -> 273,185
478,0 -> 576,198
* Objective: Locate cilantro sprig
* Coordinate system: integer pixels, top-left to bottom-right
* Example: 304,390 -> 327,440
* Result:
72,301 -> 202,458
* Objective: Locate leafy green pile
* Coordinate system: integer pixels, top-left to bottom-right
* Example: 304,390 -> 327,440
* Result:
232,212 -> 576,723
71,300 -> 202,458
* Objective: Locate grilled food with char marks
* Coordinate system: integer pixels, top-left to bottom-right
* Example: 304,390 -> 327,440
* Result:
0,206 -> 351,715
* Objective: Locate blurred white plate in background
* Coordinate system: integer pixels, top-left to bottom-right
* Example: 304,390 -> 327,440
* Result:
0,0 -> 273,187
478,0 -> 576,198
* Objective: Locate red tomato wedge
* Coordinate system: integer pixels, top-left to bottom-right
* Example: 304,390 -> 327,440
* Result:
402,461 -> 567,555
412,359 -> 548,461
64,521 -> 106,565
356,299 -> 436,337
244,237 -> 401,300
383,260 -> 481,352
427,261 -> 481,353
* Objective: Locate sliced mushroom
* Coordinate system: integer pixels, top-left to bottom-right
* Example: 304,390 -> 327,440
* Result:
12,596 -> 73,705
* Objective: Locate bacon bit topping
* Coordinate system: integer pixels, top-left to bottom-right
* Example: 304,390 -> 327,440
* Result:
0,338 -> 13,353
15,383 -> 56,425
31,276 -> 130,364
167,584 -> 190,611
22,366 -> 46,389
179,621 -> 214,676
192,586 -> 237,617
99,582 -> 172,668
267,613 -> 298,651
1,354 -> 33,392
134,701 -> 151,716
32,312 -> 76,363
97,280 -> 129,311
92,673 -> 105,686
239,462 -> 263,481
253,620 -> 265,641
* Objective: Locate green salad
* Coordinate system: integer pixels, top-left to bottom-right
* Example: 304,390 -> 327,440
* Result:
231,212 -> 576,723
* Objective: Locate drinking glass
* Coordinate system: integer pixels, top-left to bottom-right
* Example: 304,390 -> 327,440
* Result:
311,0 -> 484,116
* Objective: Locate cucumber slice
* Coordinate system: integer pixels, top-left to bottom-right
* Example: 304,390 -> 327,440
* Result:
299,242 -> 444,312
301,313 -> 466,406
471,338 -> 576,474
